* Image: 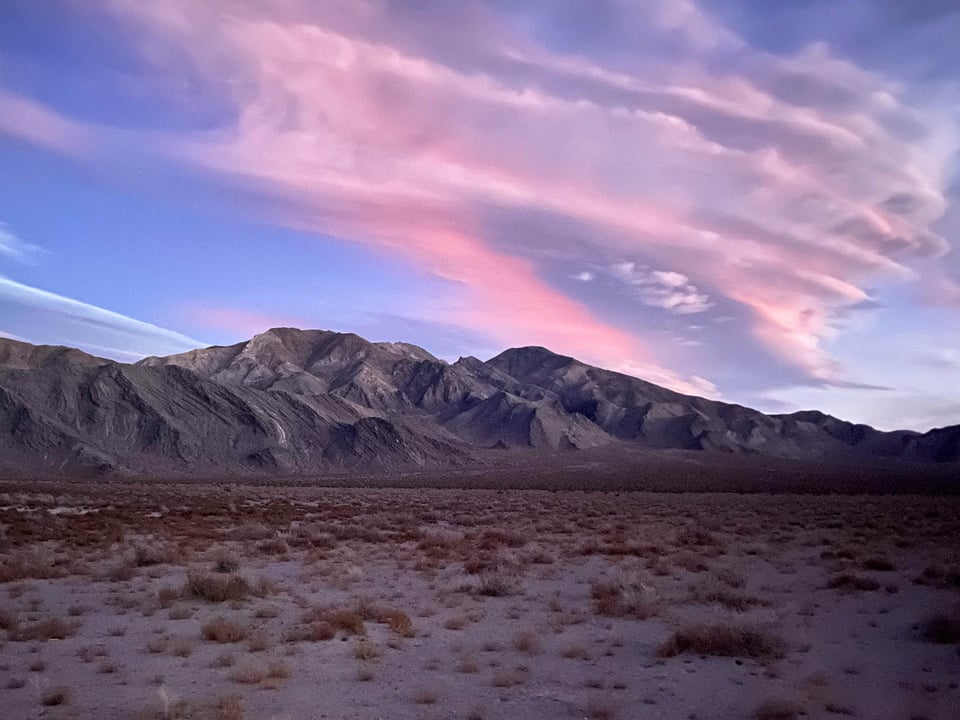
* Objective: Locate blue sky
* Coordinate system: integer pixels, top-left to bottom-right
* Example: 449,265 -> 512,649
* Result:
0,0 -> 958,431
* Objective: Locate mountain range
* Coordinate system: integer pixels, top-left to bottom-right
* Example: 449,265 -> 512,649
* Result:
0,327 -> 957,477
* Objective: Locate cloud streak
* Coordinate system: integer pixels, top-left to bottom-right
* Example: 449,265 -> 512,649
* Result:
0,275 -> 204,360
0,223 -> 44,263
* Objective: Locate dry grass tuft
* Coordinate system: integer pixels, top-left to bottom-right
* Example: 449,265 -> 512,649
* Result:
0,607 -> 17,633
14,616 -> 79,642
754,699 -> 801,720
587,699 -> 619,719
658,623 -> 786,660
914,565 -> 960,589
492,667 -> 530,687
133,543 -> 178,567
382,608 -> 415,637
414,688 -> 438,705
920,607 -> 960,644
826,574 -> 880,592
354,638 -> 380,660
561,644 -> 590,660
41,686 -> 70,706
183,572 -> 251,603
215,694 -> 244,720
302,606 -> 365,636
169,638 -> 193,657
157,586 -> 181,609
590,572 -> 659,618
202,617 -> 250,643
511,629 -> 540,655
861,557 -> 894,571
477,567 -> 524,597
230,664 -> 264,684
267,660 -> 291,679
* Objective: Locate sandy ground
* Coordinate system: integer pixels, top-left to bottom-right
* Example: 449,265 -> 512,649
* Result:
0,480 -> 958,720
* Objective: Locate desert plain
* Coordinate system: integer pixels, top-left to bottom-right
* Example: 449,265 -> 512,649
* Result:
1,478 -> 958,720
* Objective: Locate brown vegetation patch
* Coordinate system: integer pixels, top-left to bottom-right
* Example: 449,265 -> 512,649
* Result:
826,574 -> 880,592
658,623 -> 786,660
202,617 -> 250,643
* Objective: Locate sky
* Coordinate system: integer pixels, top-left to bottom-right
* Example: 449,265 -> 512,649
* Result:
0,0 -> 958,432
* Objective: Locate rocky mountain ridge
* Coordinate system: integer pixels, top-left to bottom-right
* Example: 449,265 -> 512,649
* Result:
0,327 -> 956,476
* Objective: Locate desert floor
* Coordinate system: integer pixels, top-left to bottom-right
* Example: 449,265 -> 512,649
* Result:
0,480 -> 958,720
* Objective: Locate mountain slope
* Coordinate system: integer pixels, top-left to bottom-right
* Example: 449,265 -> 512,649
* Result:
0,329 -> 957,476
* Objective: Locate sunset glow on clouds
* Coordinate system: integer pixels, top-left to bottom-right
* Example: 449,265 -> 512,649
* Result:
0,0 -> 958,428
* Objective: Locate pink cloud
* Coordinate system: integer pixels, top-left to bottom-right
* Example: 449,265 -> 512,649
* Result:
8,0 -> 956,391
0,92 -> 90,155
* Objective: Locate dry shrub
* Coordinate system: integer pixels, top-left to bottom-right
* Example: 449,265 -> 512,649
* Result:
354,639 -> 380,660
511,629 -> 540,655
246,632 -> 269,652
256,538 -> 289,556
302,606 -> 365,636
0,607 -> 17,633
587,700 -> 619,720
215,695 -> 243,720
108,561 -> 136,582
202,617 -> 249,643
755,699 -> 801,720
414,688 -> 438,705
382,609 -> 414,637
561,644 -> 590,660
229,523 -> 273,541
169,639 -> 193,657
267,660 -> 291,679
133,542 -> 178,567
827,574 -> 880,592
590,571 -> 659,618
327,608 -> 365,635
914,565 -> 960,589
677,525 -> 721,548
183,572 -> 250,602
0,552 -> 67,583
921,607 -> 960,644
157,586 -> 181,609
213,551 -> 240,574
861,557 -> 894,571
77,644 -> 108,662
41,686 -> 70,706
309,621 -> 336,641
658,623 -> 786,660
689,576 -> 766,612
477,568 -> 523,597
213,652 -> 235,668
146,637 -> 168,654
492,667 -> 529,687
673,551 -> 710,573
445,616 -> 468,630
14,617 -> 79,642
230,664 -> 264,684
457,654 -> 480,673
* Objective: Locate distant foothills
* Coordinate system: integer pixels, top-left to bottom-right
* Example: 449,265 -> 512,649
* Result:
0,328 -> 957,477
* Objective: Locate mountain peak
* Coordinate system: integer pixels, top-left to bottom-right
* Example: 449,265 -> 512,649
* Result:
486,346 -> 576,380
